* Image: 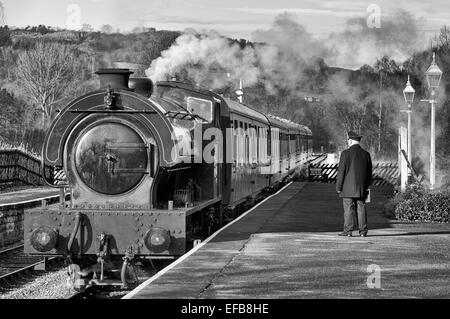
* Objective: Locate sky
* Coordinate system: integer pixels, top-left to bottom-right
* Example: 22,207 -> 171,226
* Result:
1,0 -> 449,40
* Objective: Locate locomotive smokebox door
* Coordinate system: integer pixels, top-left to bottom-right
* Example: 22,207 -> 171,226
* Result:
74,122 -> 148,196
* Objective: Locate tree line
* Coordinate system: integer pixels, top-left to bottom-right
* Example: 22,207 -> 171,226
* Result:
0,26 -> 180,152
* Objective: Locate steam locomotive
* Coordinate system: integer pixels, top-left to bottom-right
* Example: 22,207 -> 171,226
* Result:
24,69 -> 313,288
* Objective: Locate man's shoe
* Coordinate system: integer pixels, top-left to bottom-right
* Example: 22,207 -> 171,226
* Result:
360,233 -> 367,237
338,232 -> 352,237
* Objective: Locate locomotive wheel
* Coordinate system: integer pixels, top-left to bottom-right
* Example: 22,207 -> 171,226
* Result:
120,260 -> 139,289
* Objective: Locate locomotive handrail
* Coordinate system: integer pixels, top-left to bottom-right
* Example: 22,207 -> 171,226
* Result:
165,111 -> 195,120
70,109 -> 157,114
164,165 -> 192,173
114,168 -> 149,173
164,110 -> 208,123
67,212 -> 82,255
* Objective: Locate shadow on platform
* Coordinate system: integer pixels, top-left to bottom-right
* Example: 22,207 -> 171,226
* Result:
214,183 -> 394,243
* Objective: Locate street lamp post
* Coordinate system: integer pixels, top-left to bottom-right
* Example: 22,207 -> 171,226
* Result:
403,75 -> 415,179
425,52 -> 443,190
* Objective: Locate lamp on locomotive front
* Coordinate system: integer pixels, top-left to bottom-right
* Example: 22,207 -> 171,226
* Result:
144,227 -> 171,253
30,226 -> 58,252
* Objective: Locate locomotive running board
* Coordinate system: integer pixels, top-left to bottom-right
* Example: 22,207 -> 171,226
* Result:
185,197 -> 222,217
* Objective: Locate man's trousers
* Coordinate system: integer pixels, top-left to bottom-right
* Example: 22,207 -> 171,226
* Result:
342,198 -> 368,234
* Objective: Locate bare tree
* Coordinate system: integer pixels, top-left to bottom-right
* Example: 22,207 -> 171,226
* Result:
332,100 -> 366,134
100,24 -> 113,34
74,23 -> 94,42
374,56 -> 400,153
17,42 -> 77,127
435,25 -> 450,52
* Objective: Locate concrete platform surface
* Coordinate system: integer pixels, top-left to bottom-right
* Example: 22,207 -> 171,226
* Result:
126,182 -> 450,299
0,187 -> 61,207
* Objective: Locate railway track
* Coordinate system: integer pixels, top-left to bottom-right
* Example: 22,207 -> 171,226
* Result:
1,175 -> 300,298
0,245 -> 56,283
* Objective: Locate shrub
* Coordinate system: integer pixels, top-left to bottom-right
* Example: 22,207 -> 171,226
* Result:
387,183 -> 450,223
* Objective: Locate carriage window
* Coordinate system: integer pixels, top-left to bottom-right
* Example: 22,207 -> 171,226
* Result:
187,97 -> 213,123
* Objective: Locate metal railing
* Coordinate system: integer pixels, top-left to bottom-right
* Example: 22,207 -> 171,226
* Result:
308,162 -> 399,186
0,149 -> 52,188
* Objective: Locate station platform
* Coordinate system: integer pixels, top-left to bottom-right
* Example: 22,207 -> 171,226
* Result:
0,187 -> 65,248
0,187 -> 62,208
124,182 -> 450,299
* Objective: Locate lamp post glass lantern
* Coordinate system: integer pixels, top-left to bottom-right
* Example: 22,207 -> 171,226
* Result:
403,75 -> 415,177
425,52 -> 443,190
403,75 -> 415,105
425,53 -> 443,93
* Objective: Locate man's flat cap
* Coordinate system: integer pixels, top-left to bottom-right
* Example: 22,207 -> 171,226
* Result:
347,131 -> 362,141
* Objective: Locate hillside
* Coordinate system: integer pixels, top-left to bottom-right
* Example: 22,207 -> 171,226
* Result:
0,25 -> 449,173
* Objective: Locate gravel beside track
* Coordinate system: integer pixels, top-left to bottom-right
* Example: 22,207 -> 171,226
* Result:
0,269 -> 75,299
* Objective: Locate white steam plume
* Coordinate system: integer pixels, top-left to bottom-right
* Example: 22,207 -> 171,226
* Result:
146,11 -> 425,94
146,30 -> 260,89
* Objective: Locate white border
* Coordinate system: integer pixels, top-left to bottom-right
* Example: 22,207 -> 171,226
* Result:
122,181 -> 293,299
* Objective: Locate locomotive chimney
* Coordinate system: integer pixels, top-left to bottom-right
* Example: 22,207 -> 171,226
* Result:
95,68 -> 133,89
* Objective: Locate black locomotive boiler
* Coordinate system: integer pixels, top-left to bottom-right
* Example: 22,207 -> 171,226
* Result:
24,69 -> 313,288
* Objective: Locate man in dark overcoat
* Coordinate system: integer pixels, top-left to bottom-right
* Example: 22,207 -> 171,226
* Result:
336,131 -> 373,237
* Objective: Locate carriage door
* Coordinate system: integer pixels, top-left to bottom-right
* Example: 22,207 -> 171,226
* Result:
213,101 -> 222,199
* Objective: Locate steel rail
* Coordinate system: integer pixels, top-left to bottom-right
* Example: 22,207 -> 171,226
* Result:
0,244 -> 24,256
0,260 -> 47,281
0,245 -> 57,281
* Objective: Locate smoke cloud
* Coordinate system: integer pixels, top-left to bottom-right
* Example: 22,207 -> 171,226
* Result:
147,10 -> 425,94
251,12 -> 330,93
146,12 -> 331,94
146,30 -> 260,89
145,9 -> 447,176
328,9 -> 425,69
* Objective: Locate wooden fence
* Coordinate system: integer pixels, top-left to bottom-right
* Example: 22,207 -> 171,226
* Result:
308,162 -> 399,186
0,150 -> 52,189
